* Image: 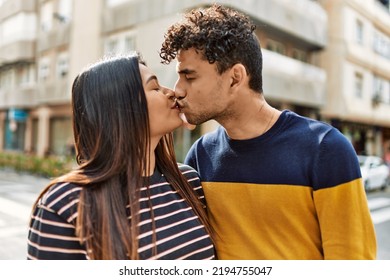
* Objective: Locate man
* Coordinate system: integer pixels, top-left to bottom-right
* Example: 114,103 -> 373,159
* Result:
160,4 -> 376,259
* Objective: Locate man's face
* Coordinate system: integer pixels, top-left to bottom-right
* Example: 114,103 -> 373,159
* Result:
174,48 -> 233,125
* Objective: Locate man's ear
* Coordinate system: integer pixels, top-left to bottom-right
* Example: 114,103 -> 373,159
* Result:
230,64 -> 247,88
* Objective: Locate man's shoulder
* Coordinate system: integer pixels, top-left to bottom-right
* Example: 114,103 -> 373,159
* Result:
286,111 -> 356,156
284,110 -> 337,135
194,126 -> 224,145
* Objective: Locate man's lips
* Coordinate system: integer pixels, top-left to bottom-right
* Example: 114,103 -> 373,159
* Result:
175,99 -> 184,110
171,99 -> 181,110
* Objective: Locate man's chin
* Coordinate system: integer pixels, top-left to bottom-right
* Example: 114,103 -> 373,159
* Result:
180,113 -> 196,130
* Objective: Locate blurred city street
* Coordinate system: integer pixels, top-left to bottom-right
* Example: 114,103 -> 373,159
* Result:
0,169 -> 389,260
0,169 -> 49,260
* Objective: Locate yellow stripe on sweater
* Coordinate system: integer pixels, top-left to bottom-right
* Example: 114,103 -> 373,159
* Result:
203,179 -> 376,260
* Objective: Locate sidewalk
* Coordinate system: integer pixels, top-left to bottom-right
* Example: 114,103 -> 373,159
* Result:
0,168 -> 51,189
0,169 -> 52,260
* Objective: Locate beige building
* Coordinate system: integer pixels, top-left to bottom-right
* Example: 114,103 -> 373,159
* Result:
319,0 -> 390,156
0,0 -> 389,161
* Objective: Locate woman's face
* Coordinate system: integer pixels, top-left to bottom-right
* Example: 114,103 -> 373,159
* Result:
139,64 -> 183,139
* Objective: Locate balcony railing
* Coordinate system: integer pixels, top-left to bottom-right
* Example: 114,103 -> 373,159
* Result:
0,0 -> 35,21
103,0 -> 327,48
0,41 -> 35,65
0,85 -> 36,109
262,49 -> 326,107
36,79 -> 70,105
37,24 -> 71,52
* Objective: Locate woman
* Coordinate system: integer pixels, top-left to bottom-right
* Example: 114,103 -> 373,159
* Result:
27,53 -> 215,260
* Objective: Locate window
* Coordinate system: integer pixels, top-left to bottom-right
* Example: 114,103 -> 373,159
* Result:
17,65 -> 35,86
373,75 -> 390,104
0,69 -> 13,90
50,117 -> 72,155
292,48 -> 308,63
4,109 -> 27,151
373,30 -> 390,60
355,20 -> 364,45
38,59 -> 50,81
56,53 -> 69,78
266,39 -> 286,55
57,0 -> 72,23
124,36 -> 136,52
40,2 -> 53,32
31,118 -> 39,154
373,75 -> 383,104
354,72 -> 363,98
104,32 -> 137,55
105,39 -> 118,55
385,80 -> 390,104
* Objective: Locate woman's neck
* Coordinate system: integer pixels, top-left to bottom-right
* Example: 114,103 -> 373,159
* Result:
144,138 -> 158,176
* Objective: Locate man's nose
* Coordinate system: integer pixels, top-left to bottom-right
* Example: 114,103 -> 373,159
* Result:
174,81 -> 186,100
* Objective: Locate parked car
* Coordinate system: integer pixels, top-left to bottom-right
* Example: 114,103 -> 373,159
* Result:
358,155 -> 390,192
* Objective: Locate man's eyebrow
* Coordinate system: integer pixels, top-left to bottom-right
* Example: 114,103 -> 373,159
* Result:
146,75 -> 158,84
177,69 -> 196,75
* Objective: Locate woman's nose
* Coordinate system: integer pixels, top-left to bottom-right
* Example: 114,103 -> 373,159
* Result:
164,87 -> 176,100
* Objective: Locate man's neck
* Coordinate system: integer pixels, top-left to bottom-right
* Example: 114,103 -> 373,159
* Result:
219,99 -> 281,140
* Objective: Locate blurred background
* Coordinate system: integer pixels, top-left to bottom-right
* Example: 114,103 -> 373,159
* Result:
0,0 -> 390,259
0,0 -> 389,163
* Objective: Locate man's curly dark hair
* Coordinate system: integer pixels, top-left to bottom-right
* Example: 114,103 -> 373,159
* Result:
160,4 -> 263,93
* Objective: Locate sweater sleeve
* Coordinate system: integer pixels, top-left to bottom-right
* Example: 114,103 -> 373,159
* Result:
27,183 -> 88,260
312,129 -> 377,259
178,163 -> 206,205
184,142 -> 198,171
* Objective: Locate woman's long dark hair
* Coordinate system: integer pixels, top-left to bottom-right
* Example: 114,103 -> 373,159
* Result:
32,54 -> 213,259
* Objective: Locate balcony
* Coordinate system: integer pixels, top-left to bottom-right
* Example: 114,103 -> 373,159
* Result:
345,40 -> 390,75
262,49 -> 326,107
36,79 -> 70,105
0,85 -> 36,109
342,96 -> 390,127
37,24 -> 71,52
0,41 -> 35,65
0,0 -> 35,21
103,0 -> 327,49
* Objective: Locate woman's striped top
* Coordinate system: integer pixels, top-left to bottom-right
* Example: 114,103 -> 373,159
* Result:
27,164 -> 215,260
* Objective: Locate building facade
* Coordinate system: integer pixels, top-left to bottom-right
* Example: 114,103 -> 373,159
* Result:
0,0 -> 389,161
319,0 -> 390,157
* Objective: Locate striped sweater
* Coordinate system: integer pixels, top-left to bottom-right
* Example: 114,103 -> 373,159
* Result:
185,110 -> 377,260
27,164 -> 215,260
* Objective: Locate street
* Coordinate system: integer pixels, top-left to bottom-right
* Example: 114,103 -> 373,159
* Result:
367,189 -> 390,259
0,169 -> 389,260
0,169 -> 49,260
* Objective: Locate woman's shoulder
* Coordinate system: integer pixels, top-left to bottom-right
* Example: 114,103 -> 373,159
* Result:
177,163 -> 199,177
40,182 -> 82,211
177,163 -> 202,190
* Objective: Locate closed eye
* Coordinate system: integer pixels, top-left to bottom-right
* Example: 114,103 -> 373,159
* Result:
148,80 -> 162,93
146,75 -> 162,92
178,69 -> 196,81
